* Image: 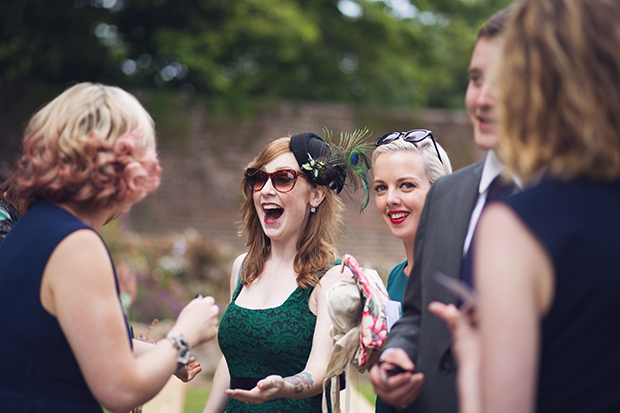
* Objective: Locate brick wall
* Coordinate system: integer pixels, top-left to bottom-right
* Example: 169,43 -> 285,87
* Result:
129,100 -> 485,278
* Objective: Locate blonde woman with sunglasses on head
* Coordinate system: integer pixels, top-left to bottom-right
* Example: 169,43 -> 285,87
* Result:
370,129 -> 452,413
368,8 -> 515,412
204,132 -> 370,413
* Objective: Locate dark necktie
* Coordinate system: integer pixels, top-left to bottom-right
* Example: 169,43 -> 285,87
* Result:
460,175 -> 514,287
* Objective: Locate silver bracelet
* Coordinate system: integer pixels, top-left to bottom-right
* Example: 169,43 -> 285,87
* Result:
165,334 -> 191,365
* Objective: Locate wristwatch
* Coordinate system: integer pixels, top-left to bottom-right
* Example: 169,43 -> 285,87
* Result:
165,334 -> 191,365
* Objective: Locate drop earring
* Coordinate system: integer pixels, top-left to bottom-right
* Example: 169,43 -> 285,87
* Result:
310,206 -> 316,213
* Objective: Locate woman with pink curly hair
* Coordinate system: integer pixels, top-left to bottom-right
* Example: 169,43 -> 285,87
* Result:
0,83 -> 220,413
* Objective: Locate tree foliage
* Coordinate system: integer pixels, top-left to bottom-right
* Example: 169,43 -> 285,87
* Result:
0,0 -> 513,110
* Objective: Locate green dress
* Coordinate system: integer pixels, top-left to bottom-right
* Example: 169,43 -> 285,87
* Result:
218,280 -> 322,412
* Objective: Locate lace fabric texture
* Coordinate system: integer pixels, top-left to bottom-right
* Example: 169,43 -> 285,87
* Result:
218,282 -> 321,412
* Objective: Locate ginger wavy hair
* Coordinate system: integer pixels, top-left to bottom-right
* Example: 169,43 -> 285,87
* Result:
497,0 -> 620,183
16,82 -> 161,210
239,137 -> 345,289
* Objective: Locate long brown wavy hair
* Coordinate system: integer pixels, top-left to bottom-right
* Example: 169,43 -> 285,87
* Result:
239,137 -> 345,289
498,0 -> 620,183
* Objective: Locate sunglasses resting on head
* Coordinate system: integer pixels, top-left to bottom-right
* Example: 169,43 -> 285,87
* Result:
375,129 -> 444,165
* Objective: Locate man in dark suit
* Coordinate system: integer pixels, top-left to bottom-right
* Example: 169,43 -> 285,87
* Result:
369,7 -> 514,412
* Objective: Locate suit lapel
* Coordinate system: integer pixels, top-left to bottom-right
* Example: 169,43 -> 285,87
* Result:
430,161 -> 484,304
450,162 -> 483,275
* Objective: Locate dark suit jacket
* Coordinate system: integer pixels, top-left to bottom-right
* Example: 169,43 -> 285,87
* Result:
384,160 -> 484,413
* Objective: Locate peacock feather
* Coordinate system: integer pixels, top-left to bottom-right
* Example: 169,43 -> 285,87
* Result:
323,128 -> 374,212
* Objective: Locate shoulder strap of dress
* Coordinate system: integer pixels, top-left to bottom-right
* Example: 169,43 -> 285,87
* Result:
317,258 -> 342,280
232,265 -> 244,301
302,259 -> 343,297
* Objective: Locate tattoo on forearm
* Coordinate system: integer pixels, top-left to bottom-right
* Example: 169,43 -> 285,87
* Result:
284,372 -> 313,394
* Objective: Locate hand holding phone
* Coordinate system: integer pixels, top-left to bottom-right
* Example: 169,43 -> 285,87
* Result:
378,360 -> 413,384
433,271 -> 478,324
433,271 -> 477,306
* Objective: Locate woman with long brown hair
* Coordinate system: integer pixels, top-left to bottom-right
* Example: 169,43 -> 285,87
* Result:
204,132 -> 369,412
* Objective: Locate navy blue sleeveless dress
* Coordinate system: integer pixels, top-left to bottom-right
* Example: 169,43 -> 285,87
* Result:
502,178 -> 620,412
0,201 -> 130,412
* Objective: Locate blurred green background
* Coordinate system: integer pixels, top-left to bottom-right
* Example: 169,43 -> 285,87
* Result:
1,0 -> 512,111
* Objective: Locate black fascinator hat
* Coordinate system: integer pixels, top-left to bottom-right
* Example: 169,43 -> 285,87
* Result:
290,132 -> 346,192
289,129 -> 373,211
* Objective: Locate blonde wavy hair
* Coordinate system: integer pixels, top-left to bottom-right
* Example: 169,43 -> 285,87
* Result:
497,0 -> 620,183
16,82 -> 161,210
239,137 -> 345,289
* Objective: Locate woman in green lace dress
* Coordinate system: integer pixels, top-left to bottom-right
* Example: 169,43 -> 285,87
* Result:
203,132 -> 369,412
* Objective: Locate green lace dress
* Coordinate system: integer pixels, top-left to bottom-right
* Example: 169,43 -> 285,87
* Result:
218,280 -> 322,412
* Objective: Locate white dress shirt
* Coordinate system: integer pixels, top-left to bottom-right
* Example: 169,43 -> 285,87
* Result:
462,150 -> 521,256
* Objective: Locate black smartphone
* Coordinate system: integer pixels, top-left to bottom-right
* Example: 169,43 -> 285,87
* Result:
385,364 -> 408,378
379,360 -> 411,381
433,271 -> 477,306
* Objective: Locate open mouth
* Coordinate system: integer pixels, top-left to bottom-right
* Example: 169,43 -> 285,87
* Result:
264,204 -> 284,224
388,211 -> 410,224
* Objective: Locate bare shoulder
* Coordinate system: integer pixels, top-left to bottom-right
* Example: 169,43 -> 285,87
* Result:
60,227 -> 105,246
477,202 -> 554,315
308,263 -> 353,315
230,252 -> 248,277
229,253 -> 248,299
42,229 -> 116,315
51,229 -> 111,271
317,263 -> 353,292
478,202 -> 521,231
477,202 -> 542,258
477,202 -> 534,272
